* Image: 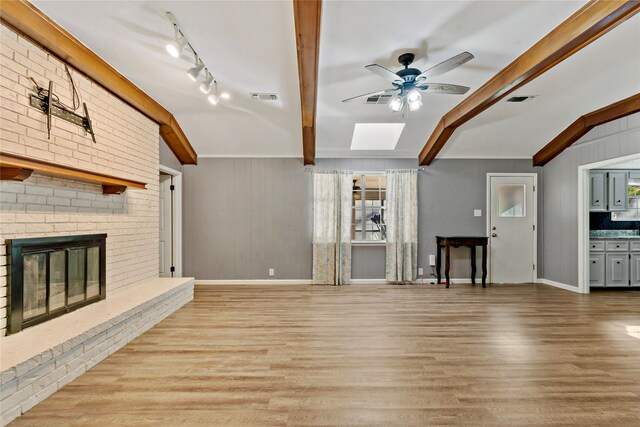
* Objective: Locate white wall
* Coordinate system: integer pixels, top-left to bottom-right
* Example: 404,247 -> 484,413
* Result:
0,23 -> 160,335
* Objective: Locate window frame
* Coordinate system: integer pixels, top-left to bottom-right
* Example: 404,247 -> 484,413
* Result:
351,173 -> 387,244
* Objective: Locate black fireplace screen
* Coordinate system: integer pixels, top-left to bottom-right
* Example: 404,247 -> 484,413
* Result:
7,234 -> 106,334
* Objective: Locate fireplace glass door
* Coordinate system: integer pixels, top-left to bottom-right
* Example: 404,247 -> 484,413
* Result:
8,234 -> 106,334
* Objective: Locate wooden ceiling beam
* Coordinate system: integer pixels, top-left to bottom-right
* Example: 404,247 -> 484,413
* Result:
293,0 -> 322,165
0,0 -> 197,165
533,93 -> 640,166
418,0 -> 640,166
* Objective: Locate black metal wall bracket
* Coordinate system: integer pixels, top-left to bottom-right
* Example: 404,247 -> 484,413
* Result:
28,80 -> 96,143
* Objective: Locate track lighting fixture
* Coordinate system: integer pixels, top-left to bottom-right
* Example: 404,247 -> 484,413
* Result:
199,71 -> 214,94
187,57 -> 205,81
166,12 -> 230,106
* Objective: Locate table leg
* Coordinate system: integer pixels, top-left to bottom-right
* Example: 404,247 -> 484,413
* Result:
481,244 -> 487,288
445,245 -> 451,288
470,246 -> 476,285
436,244 -> 441,284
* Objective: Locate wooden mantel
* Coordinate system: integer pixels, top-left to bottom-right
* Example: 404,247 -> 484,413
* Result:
0,152 -> 147,195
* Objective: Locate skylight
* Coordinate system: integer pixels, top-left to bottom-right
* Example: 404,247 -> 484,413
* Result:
350,123 -> 405,150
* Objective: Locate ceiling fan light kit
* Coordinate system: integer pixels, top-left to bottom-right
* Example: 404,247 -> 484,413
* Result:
165,11 -> 229,106
344,51 -> 474,114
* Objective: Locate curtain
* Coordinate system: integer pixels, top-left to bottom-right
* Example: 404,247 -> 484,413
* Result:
385,169 -> 418,283
312,171 -> 352,285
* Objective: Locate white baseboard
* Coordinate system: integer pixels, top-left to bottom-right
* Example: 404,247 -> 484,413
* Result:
537,278 -> 582,293
195,279 -> 313,285
195,278 -> 485,286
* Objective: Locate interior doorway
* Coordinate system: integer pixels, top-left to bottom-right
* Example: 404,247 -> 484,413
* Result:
159,165 -> 183,277
578,153 -> 640,293
487,173 -> 537,284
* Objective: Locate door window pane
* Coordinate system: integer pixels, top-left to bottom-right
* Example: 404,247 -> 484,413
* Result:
498,184 -> 525,217
68,248 -> 86,304
23,253 -> 47,319
49,251 -> 66,311
86,247 -> 100,299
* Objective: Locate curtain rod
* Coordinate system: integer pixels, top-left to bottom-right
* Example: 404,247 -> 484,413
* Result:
304,167 -> 425,173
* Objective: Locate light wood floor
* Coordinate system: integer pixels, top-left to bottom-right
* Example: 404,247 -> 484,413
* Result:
12,284 -> 640,426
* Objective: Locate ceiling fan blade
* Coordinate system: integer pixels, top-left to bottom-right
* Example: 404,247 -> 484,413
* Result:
416,83 -> 470,95
365,64 -> 403,84
342,88 -> 398,103
415,52 -> 474,82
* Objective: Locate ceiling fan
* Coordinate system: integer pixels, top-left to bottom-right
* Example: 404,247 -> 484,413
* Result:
342,52 -> 474,113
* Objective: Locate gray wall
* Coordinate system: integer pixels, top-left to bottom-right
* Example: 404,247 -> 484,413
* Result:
159,137 -> 183,172
183,157 -> 541,281
183,158 -> 312,279
419,159 -> 540,280
317,158 -> 540,280
541,112 -> 640,287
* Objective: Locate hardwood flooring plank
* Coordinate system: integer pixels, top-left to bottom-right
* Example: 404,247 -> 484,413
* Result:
10,284 -> 640,426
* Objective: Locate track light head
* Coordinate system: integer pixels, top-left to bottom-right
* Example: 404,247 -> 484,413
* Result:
166,28 -> 186,58
187,59 -> 205,81
199,71 -> 214,94
208,94 -> 220,105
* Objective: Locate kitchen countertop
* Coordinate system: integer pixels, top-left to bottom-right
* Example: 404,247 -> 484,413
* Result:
590,236 -> 640,240
590,230 -> 640,240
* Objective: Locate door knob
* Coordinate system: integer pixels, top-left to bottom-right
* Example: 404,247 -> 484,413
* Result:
491,233 -> 497,238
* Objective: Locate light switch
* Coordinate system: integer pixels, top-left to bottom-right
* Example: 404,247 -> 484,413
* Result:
474,209 -> 482,217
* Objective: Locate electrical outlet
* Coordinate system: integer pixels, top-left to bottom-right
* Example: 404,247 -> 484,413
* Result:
429,255 -> 436,266
474,209 -> 482,217
268,268 -> 274,277
418,267 -> 424,276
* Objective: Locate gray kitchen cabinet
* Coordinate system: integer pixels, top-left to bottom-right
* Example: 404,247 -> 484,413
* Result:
631,254 -> 640,287
589,171 -> 606,211
605,253 -> 629,286
608,171 -> 628,212
589,253 -> 605,287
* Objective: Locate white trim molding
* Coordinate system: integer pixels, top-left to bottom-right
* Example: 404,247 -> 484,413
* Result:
577,152 -> 640,294
196,279 -> 314,285
159,165 -> 183,278
537,278 -> 582,294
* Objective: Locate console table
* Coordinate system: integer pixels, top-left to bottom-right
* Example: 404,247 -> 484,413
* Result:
436,236 -> 488,288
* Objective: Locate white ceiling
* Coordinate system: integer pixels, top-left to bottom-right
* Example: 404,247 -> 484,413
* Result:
32,1 -> 303,158
441,12 -> 640,159
32,1 -> 638,162
316,0 -> 589,158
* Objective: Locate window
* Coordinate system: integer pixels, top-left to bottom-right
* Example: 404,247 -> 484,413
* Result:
612,180 -> 640,221
352,174 -> 386,241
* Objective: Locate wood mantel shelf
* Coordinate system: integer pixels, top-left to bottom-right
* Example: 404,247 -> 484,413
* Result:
0,152 -> 146,195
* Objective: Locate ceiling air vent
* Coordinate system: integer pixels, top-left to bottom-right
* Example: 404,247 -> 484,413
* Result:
365,94 -> 393,105
250,92 -> 278,101
507,95 -> 537,103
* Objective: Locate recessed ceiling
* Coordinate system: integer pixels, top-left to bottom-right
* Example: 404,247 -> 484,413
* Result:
31,0 -> 302,158
315,0 -> 588,158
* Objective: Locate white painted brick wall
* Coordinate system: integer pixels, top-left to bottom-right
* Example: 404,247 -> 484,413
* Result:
0,23 -> 160,336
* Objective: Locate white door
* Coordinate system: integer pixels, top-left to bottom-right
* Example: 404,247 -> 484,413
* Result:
489,175 -> 535,283
159,174 -> 172,277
